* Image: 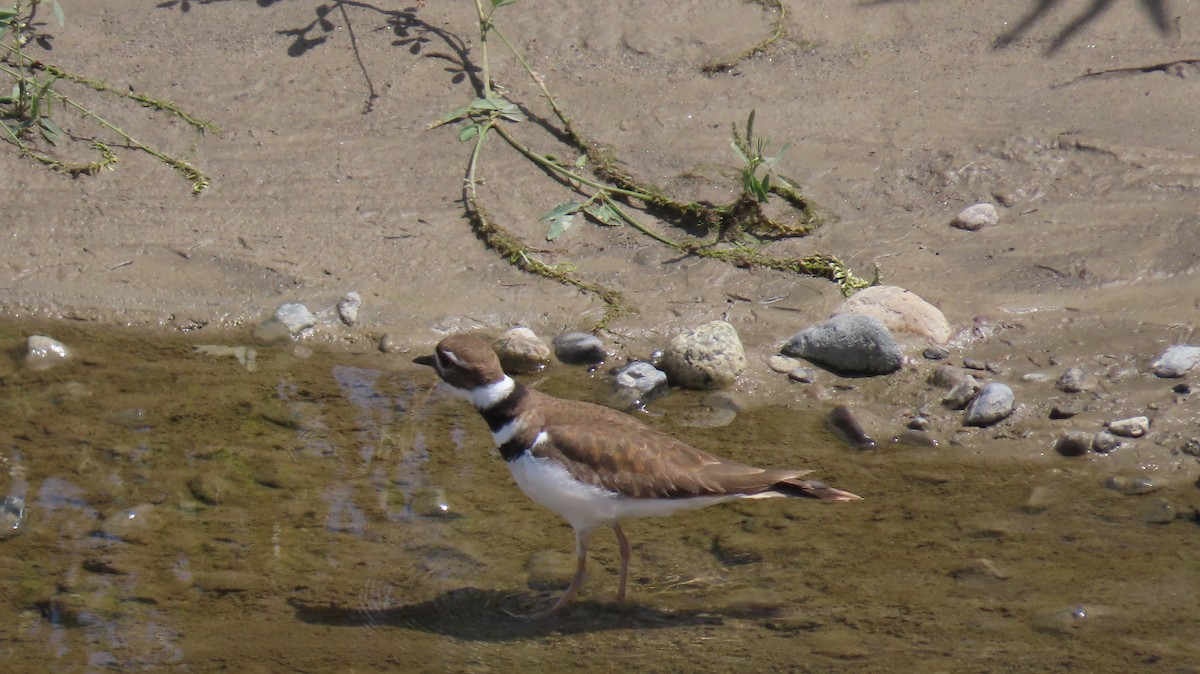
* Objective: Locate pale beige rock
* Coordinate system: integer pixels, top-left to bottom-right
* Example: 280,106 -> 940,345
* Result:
833,286 -> 952,345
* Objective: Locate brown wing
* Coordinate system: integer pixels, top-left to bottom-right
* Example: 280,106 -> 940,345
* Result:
531,422 -> 810,499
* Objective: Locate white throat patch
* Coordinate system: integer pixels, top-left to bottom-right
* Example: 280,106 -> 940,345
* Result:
467,375 -> 515,411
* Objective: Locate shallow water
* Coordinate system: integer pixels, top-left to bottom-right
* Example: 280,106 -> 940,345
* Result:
0,321 -> 1196,673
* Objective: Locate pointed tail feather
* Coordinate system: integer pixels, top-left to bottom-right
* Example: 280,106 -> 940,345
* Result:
775,478 -> 862,502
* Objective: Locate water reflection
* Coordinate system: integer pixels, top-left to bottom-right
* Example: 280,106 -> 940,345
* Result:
0,321 -> 1197,672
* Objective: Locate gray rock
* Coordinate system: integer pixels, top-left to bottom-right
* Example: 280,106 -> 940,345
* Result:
1106,416 -> 1149,438
275,302 -> 317,335
942,376 -> 981,410
378,333 -> 400,353
1054,431 -> 1093,457
552,332 -> 607,365
783,314 -> 903,375
494,327 -> 551,374
337,291 -> 362,326
1106,475 -> 1159,495
1049,403 -> 1081,420
827,405 -> 876,450
1138,498 -> 1175,524
930,364 -> 974,389
1151,345 -> 1200,378
1056,366 -> 1089,393
951,203 -> 999,231
787,367 -> 815,383
1092,431 -> 1123,454
963,382 -> 1014,427
23,335 -> 70,371
923,346 -> 950,360
612,361 -> 669,407
661,321 -> 747,390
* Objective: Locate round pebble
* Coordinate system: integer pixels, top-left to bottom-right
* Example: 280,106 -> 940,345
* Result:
1056,366 -> 1089,393
661,321 -> 747,390
1106,416 -> 1149,438
767,355 -> 802,374
787,367 -> 815,383
1105,475 -> 1159,495
23,335 -> 70,371
612,361 -> 670,407
275,302 -> 317,335
942,376 -> 981,410
1092,431 -> 1122,454
494,327 -> 551,374
951,203 -> 999,231
1049,403 -> 1081,419
1053,431 -> 1092,457
337,291 -> 362,326
963,382 -> 1015,427
552,332 -> 607,365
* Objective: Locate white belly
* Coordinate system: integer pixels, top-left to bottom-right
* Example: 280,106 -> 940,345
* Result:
507,452 -> 734,533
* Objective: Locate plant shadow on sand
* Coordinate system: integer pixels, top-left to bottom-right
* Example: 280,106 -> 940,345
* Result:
863,0 -> 1177,54
288,587 -> 792,641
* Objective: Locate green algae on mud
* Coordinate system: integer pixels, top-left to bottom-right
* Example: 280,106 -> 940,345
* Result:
0,319 -> 1197,672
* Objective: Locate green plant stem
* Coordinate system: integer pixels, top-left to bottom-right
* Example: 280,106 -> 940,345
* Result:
491,124 -> 645,201
470,0 -> 493,99
463,121 -> 630,329
50,89 -> 210,192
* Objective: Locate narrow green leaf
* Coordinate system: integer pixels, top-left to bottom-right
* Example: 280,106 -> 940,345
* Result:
428,104 -> 472,129
0,9 -> 18,21
459,124 -> 479,142
40,117 -> 63,145
51,0 -> 65,28
539,201 -> 583,222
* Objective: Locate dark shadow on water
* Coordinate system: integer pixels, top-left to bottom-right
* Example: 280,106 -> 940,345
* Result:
862,0 -> 1176,54
289,588 -> 787,641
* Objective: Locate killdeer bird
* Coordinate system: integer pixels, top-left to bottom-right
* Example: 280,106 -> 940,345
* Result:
414,333 -> 861,614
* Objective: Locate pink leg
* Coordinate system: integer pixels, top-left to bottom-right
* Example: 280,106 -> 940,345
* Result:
613,523 -> 631,603
541,527 -> 592,615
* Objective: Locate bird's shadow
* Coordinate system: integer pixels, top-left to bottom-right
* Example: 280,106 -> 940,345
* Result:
289,587 -> 781,641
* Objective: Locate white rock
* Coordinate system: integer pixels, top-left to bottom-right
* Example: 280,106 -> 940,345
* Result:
951,203 -> 999,231
1106,416 -> 1150,438
1151,345 -> 1200,378
23,335 -> 70,371
275,303 -> 317,335
337,292 -> 362,326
